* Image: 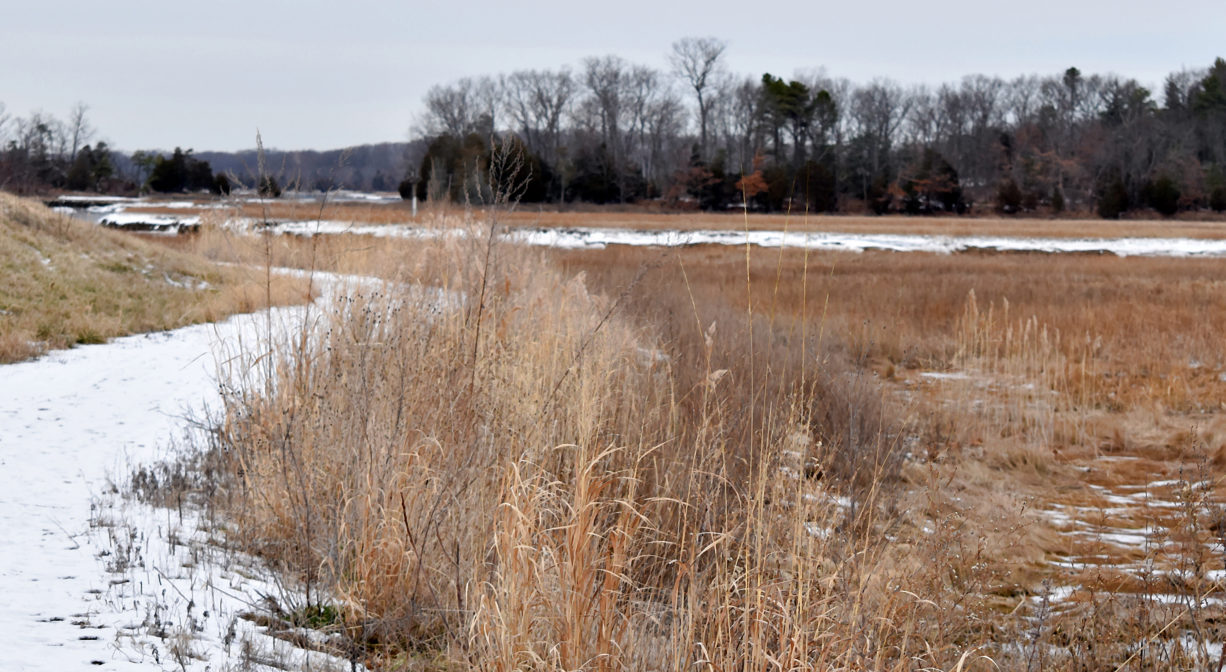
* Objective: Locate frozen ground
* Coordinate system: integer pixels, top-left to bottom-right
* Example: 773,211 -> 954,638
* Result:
63,195 -> 1226,258
0,279 -> 364,671
98,212 -> 201,234
258,220 -> 1226,258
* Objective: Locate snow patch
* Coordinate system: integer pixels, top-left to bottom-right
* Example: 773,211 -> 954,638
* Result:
235,220 -> 1226,259
0,279 -> 376,670
99,213 -> 200,234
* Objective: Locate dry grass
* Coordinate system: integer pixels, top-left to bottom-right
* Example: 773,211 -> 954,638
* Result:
190,211 -> 1015,670
546,240 -> 1226,669
553,244 -> 1226,414
0,192 -> 309,363
126,197 -> 424,227
130,201 -> 1226,670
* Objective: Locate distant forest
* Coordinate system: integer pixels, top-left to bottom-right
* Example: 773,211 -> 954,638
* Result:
4,40 -> 1226,218
414,41 -> 1226,218
194,143 -> 423,194
0,99 -> 421,196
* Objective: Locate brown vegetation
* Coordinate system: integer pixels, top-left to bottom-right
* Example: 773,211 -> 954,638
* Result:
0,192 -> 308,363
157,208 -> 1226,670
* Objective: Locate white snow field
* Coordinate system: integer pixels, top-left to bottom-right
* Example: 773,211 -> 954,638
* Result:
251,220 -> 1226,258
0,285 -> 362,670
65,194 -> 1226,258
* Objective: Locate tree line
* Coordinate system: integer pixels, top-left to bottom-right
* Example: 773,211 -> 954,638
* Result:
0,101 -> 237,196
414,40 -> 1226,218
0,99 -> 420,197
0,102 -> 120,194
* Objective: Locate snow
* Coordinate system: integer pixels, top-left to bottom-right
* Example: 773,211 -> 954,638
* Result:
804,522 -> 832,539
49,196 -> 144,206
98,213 -> 200,233
88,204 -> 132,215
0,277 -> 369,671
72,195 -> 1226,258
1029,584 -> 1077,604
235,191 -> 400,205
509,227 -> 1226,257
250,219 -> 463,240
919,371 -> 972,381
325,190 -> 401,204
244,220 -> 1226,258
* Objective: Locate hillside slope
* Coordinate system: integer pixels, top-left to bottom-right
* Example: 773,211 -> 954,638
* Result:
0,191 -> 305,363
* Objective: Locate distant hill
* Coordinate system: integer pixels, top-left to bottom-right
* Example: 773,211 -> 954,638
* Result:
195,141 -> 428,193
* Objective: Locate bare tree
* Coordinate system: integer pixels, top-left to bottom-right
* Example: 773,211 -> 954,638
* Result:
623,65 -> 683,188
6,111 -> 67,191
802,72 -> 853,165
504,68 -> 575,164
709,76 -> 764,173
644,91 -> 686,187
623,66 -> 660,172
472,76 -> 502,138
850,80 -> 912,171
423,78 -> 479,138
670,37 -> 727,158
1005,75 -> 1042,126
579,55 -> 630,200
582,55 -> 626,145
847,79 -> 912,202
66,101 -> 93,162
905,85 -> 939,147
959,75 -> 1005,192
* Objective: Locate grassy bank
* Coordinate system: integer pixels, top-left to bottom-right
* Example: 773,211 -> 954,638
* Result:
0,192 -> 308,362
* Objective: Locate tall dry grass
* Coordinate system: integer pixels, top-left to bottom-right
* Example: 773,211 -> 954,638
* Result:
557,244 -> 1226,415
190,205 -> 1056,670
148,199 -> 1226,670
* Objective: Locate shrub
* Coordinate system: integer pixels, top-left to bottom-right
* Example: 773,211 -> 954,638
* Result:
258,175 -> 282,198
1144,175 -> 1181,216
148,147 -> 215,193
1051,186 -> 1066,213
996,178 -> 1023,214
211,173 -> 231,196
898,148 -> 965,214
1210,186 -> 1226,212
801,159 -> 838,212
397,177 -> 415,200
1096,174 -> 1129,219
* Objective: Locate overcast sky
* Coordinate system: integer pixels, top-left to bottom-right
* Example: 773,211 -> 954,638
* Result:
2,0 -> 1223,153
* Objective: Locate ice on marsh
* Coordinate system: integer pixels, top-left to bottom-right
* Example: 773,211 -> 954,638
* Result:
918,371 -> 972,381
98,212 -> 201,233
46,195 -> 144,207
251,220 -> 1226,259
510,227 -> 1226,258
75,194 -> 1226,258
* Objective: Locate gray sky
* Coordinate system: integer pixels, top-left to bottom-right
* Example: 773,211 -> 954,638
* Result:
3,0 -> 1223,153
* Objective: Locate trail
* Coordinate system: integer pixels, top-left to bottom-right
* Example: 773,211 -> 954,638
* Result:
0,288 -> 356,670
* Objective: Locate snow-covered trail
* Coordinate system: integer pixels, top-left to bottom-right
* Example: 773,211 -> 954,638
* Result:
0,294 -> 350,670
